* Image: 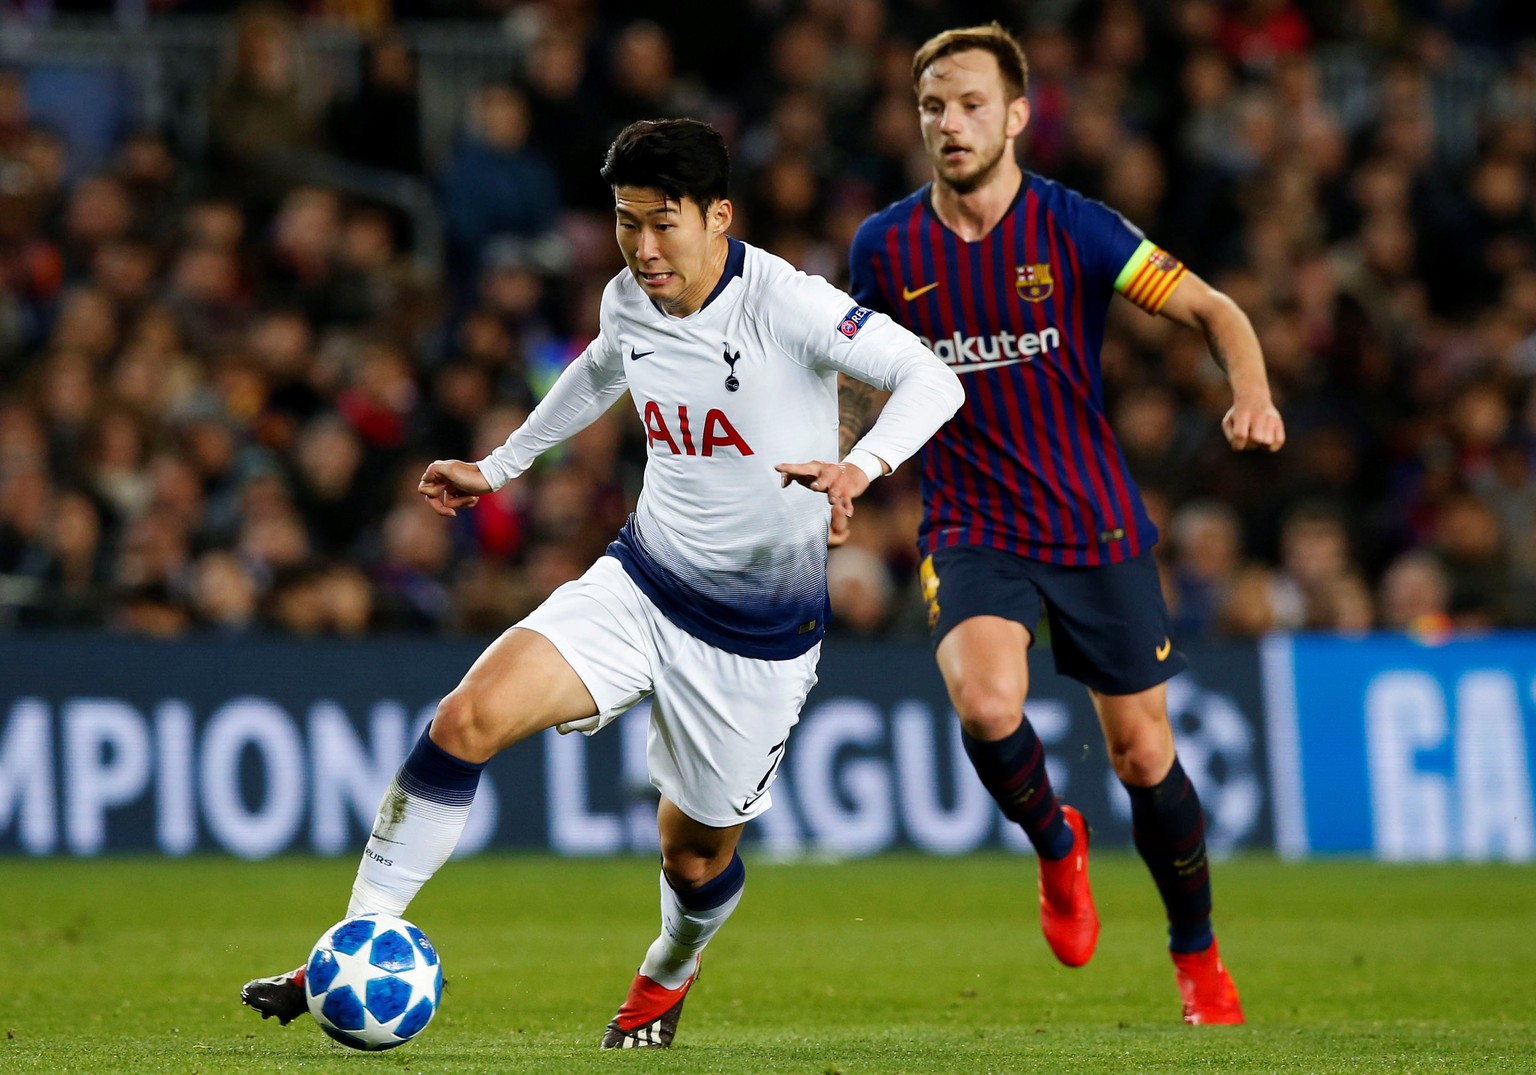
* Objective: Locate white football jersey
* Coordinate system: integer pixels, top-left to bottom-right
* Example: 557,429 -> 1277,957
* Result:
478,238 -> 962,659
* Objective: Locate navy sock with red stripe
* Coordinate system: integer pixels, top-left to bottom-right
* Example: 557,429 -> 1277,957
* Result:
962,719 -> 1073,860
1125,756 -> 1214,954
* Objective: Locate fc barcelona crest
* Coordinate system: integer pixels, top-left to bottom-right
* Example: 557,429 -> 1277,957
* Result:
1015,263 -> 1054,302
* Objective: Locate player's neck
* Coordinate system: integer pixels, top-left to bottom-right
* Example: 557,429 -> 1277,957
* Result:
659,236 -> 731,318
930,164 -> 1024,243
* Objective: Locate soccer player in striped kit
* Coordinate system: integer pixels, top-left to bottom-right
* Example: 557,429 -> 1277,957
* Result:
845,23 -> 1285,1024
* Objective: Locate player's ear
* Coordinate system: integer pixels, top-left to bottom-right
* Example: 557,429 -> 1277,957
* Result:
709,197 -> 733,236
1006,96 -> 1031,140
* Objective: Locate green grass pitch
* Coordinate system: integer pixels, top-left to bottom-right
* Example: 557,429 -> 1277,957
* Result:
3,853 -> 1532,1073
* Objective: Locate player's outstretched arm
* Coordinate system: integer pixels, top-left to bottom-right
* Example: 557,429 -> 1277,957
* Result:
775,457 -> 886,526
418,459 -> 492,517
1158,272 -> 1286,453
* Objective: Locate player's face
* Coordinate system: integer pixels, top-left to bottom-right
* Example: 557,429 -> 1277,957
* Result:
917,49 -> 1030,195
613,187 -> 733,317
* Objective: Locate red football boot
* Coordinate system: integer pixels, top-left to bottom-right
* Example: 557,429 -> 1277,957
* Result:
1173,941 -> 1245,1025
600,964 -> 698,1049
1037,805 -> 1100,967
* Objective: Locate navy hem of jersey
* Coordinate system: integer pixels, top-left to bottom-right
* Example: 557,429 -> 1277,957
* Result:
607,529 -> 826,661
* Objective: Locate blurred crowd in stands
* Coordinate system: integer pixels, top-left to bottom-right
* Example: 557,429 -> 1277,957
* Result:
1,0 -> 1535,640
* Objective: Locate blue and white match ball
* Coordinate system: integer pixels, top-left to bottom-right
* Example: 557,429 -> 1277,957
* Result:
304,913 -> 443,1050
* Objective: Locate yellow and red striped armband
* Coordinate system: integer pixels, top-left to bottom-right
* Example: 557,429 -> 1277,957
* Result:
1114,239 -> 1187,314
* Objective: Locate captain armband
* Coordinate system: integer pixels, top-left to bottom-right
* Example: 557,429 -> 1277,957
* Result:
1115,239 -> 1188,314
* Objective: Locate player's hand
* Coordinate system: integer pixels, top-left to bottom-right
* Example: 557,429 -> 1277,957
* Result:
1222,399 -> 1285,453
828,507 -> 852,547
418,459 -> 491,517
775,460 -> 870,524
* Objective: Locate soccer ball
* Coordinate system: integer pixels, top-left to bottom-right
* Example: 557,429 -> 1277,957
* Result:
304,913 -> 444,1050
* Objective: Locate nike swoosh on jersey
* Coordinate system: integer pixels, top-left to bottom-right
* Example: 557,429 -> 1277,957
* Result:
628,348 -> 654,361
1156,638 -> 1172,661
902,281 -> 940,301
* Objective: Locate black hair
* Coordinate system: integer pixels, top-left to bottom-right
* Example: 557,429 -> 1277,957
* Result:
599,118 -> 730,212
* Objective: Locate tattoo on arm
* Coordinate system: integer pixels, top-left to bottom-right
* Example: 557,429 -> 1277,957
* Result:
838,375 -> 878,458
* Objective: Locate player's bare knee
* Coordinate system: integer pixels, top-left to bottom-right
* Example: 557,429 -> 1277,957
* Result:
428,690 -> 497,763
1109,738 -> 1174,787
953,682 -> 1026,740
660,851 -> 723,892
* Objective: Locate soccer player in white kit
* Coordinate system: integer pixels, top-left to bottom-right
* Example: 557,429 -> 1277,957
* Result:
241,118 -> 964,1049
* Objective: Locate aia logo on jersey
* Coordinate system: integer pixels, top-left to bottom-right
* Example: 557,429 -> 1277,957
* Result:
1015,263 -> 1054,303
838,305 -> 873,338
643,401 -> 754,457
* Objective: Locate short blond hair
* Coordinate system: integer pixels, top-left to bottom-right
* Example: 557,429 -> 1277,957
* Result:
912,22 -> 1029,100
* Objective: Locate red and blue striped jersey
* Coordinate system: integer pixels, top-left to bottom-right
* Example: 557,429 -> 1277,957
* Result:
849,173 -> 1188,566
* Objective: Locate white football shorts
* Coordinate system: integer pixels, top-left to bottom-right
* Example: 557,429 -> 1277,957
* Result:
516,555 -> 820,827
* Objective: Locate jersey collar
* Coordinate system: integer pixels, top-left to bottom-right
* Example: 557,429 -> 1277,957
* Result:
699,235 -> 745,310
922,175 -> 1028,243
645,235 -> 745,319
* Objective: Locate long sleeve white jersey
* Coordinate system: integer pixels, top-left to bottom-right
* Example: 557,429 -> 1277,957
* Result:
477,237 -> 963,659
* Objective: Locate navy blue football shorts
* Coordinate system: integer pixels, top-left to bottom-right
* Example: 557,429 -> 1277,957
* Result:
920,544 -> 1186,695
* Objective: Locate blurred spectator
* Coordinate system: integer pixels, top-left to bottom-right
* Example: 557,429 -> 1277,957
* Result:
117,128 -> 188,241
208,4 -> 322,197
1169,500 -> 1244,638
326,562 -> 375,635
1269,502 -> 1358,629
327,33 -> 424,176
61,175 -> 132,282
1217,0 -> 1312,75
438,82 -> 562,300
371,502 -> 452,631
238,505 -> 312,585
1379,549 -> 1453,638
1431,491 -> 1508,625
336,336 -> 419,457
264,561 -> 330,634
166,242 -> 248,354
1216,564 -> 1282,638
112,582 -> 191,638
191,549 -> 261,633
265,186 -> 343,326
599,20 -> 710,137
290,414 -> 373,556
524,28 -> 611,214
828,545 -> 895,636
115,511 -> 191,592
